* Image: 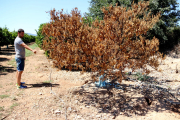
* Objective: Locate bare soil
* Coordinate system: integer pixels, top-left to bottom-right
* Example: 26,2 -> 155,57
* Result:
0,44 -> 180,120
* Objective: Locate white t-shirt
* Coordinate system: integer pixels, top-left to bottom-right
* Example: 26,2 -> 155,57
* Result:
14,36 -> 25,58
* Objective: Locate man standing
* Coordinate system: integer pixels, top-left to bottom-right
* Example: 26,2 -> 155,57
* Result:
14,29 -> 36,89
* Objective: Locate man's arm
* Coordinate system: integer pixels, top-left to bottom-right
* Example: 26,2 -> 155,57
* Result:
20,43 -> 36,54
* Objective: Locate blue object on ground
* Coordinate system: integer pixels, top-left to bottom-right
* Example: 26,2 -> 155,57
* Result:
95,74 -> 122,89
95,74 -> 108,87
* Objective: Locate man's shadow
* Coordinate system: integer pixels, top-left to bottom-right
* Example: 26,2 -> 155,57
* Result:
25,82 -> 59,88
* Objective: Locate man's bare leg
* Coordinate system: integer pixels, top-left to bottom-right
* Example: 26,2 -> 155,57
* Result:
16,71 -> 18,82
17,71 -> 23,86
16,71 -> 18,81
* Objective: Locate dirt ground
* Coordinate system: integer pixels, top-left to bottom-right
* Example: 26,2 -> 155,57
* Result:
0,44 -> 180,120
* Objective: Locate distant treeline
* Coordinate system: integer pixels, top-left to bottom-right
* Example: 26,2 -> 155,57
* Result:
0,27 -> 36,50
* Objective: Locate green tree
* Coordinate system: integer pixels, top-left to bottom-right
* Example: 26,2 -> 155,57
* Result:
0,27 -> 3,50
82,16 -> 93,26
87,0 -> 138,20
2,27 -> 11,48
87,0 -> 110,20
147,0 -> 180,51
35,23 -> 46,48
11,30 -> 18,46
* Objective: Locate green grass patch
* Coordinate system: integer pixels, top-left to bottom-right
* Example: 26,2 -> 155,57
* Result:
43,80 -> 53,83
10,103 -> 19,110
0,113 -> 3,119
5,89 -> 11,92
136,72 -> 150,81
9,82 -> 13,85
16,90 -> 24,97
0,106 -> 4,111
25,43 -> 38,57
0,95 -> 9,99
8,58 -> 16,67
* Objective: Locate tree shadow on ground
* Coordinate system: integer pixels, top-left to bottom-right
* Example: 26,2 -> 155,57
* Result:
0,52 -> 15,56
0,49 -> 15,52
25,82 -> 59,88
56,65 -> 91,72
72,77 -> 180,118
0,58 -> 9,62
0,65 -> 16,75
0,45 -> 15,56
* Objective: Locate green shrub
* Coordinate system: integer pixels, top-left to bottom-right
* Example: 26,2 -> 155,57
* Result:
35,23 -> 46,48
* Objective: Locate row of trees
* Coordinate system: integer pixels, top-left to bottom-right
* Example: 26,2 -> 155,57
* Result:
86,0 -> 180,51
0,27 -> 36,50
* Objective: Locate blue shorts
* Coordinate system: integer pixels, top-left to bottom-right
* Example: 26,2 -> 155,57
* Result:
15,58 -> 25,71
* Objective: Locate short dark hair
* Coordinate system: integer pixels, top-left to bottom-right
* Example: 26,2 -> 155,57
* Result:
18,29 -> 24,33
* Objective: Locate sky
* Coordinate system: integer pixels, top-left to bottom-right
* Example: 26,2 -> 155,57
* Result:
0,0 -> 180,35
0,0 -> 90,34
